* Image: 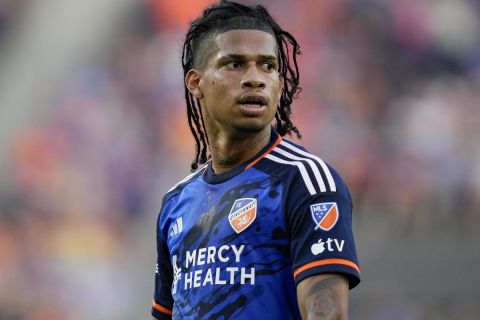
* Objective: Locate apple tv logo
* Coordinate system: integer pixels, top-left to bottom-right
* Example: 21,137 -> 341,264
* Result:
311,238 -> 345,255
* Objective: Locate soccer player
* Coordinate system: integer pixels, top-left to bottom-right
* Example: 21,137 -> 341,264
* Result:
152,1 -> 360,319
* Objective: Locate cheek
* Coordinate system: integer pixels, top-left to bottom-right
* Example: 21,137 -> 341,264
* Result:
207,78 -> 230,98
201,79 -> 230,108
274,80 -> 282,103
200,77 -> 216,99
271,74 -> 281,95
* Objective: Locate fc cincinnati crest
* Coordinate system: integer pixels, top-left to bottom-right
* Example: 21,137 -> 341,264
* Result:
228,198 -> 257,233
310,202 -> 339,231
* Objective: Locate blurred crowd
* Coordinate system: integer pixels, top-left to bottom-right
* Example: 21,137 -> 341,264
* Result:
1,0 -> 479,319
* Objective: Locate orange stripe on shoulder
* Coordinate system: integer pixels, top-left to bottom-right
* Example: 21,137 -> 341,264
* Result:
245,135 -> 282,170
152,300 -> 172,315
293,258 -> 360,279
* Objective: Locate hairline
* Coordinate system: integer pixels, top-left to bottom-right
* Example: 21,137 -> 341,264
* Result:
192,27 -> 277,71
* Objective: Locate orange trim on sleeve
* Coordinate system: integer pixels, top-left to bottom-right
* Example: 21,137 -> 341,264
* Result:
245,135 -> 282,170
293,259 -> 360,279
152,300 -> 172,315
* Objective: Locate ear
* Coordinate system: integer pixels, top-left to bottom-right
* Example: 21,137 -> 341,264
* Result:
185,69 -> 203,99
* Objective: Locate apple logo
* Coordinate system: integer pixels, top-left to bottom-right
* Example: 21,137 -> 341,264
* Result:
311,239 -> 325,255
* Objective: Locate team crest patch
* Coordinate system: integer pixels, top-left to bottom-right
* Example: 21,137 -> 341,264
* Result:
228,198 -> 257,233
310,202 -> 339,231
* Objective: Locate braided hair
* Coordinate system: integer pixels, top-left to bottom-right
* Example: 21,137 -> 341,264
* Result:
182,0 -> 302,172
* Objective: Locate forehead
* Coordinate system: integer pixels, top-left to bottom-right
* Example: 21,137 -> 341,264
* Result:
213,29 -> 278,58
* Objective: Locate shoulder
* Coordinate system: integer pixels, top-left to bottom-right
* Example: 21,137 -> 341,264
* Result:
262,139 -> 348,198
160,162 -> 209,215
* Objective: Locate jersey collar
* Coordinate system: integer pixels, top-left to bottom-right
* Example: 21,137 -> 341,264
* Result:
203,128 -> 282,184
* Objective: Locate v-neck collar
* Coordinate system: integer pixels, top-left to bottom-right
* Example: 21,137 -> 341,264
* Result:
203,128 -> 282,184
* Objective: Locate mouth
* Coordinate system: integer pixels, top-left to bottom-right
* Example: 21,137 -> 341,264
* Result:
237,95 -> 268,110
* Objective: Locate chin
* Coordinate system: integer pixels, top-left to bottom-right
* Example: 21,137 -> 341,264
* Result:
232,123 -> 267,134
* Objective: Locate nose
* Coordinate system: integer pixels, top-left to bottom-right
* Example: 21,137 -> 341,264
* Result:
241,64 -> 266,89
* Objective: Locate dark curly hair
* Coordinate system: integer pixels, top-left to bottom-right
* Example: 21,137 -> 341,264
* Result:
182,0 -> 302,171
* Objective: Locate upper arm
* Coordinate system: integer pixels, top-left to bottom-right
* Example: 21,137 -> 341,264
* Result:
281,160 -> 360,316
286,178 -> 360,288
151,208 -> 174,319
296,273 -> 349,320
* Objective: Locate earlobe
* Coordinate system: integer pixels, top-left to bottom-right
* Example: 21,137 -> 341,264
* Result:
185,69 -> 203,99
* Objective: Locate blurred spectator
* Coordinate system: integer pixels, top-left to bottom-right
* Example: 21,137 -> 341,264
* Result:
1,0 -> 479,318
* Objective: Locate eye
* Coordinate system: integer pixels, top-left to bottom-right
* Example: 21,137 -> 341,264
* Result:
226,60 -> 242,69
261,62 -> 276,72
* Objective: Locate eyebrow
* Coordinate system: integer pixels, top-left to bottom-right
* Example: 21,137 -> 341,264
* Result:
219,54 -> 278,61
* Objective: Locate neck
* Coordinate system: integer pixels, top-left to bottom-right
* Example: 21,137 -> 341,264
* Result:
208,127 -> 271,174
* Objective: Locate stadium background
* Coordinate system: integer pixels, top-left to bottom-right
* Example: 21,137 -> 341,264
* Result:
0,0 -> 479,318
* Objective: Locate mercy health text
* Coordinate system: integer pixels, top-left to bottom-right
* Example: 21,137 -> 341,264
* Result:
172,244 -> 256,292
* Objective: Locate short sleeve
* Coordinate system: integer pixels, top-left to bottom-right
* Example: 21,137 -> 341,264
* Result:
286,168 -> 360,289
152,214 -> 174,319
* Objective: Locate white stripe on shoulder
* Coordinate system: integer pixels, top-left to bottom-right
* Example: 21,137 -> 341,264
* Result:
167,162 -> 209,193
280,140 -> 336,192
265,154 -> 316,196
272,147 -> 326,192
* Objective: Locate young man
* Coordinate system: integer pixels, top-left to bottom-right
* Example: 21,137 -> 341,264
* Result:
152,1 -> 360,319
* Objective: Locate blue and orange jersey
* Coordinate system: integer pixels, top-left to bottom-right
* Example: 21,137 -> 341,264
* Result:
152,129 -> 360,320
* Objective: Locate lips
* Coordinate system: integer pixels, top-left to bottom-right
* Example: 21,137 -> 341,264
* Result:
237,95 -> 268,116
237,94 -> 267,107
